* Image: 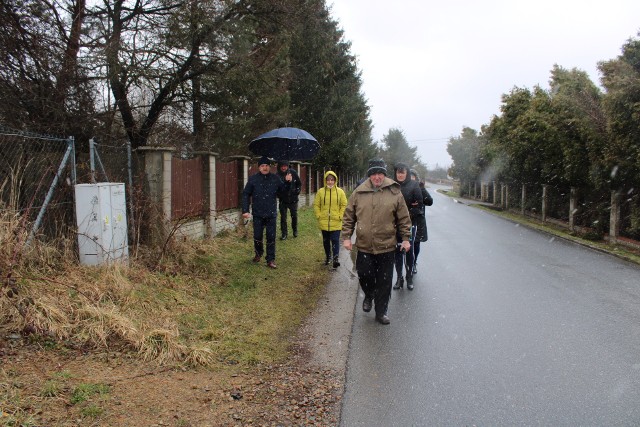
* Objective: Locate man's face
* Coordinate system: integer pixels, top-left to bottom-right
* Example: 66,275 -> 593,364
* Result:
259,164 -> 271,174
396,169 -> 408,182
369,172 -> 385,188
279,165 -> 288,173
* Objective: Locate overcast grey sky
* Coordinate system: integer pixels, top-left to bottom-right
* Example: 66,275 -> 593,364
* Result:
329,0 -> 640,168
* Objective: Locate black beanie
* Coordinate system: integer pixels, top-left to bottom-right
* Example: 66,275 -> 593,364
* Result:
394,162 -> 410,173
367,158 -> 387,176
258,156 -> 271,166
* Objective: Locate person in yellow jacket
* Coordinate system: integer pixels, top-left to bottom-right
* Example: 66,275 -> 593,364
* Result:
314,171 -> 348,269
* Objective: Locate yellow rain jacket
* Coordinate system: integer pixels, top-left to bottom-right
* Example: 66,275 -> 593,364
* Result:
314,171 -> 348,232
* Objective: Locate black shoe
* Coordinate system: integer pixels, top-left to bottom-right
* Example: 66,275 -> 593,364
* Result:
293,231 -> 298,237
412,263 -> 417,275
406,275 -> 414,290
280,235 -> 287,240
324,258 -> 330,266
393,277 -> 404,290
362,296 -> 372,312
375,314 -> 390,325
332,257 -> 340,269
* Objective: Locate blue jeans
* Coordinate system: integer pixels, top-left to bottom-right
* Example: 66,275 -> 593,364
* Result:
322,230 -> 340,260
253,216 -> 277,262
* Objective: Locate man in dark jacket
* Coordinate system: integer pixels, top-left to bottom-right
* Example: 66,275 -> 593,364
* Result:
392,162 -> 424,291
410,168 -> 433,275
276,160 -> 302,240
242,156 -> 291,269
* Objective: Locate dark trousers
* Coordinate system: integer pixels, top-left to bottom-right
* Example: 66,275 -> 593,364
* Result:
356,250 -> 395,316
322,230 -> 341,260
413,240 -> 422,263
253,216 -> 276,262
395,225 -> 417,278
279,201 -> 298,237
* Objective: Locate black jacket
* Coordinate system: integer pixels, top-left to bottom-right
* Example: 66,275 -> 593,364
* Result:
397,178 -> 424,221
276,167 -> 302,204
242,172 -> 289,218
421,185 -> 433,207
415,184 -> 433,242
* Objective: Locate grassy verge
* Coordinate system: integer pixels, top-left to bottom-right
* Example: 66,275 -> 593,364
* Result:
2,206 -> 334,425
2,206 -> 330,367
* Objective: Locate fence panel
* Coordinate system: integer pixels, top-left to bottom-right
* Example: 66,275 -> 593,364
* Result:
216,159 -> 240,211
299,165 -> 308,193
620,190 -> 640,240
545,185 -> 571,222
172,156 -> 204,219
0,126 -> 75,239
82,139 -> 132,185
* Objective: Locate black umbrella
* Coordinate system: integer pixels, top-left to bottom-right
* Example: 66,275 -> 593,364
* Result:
249,127 -> 320,161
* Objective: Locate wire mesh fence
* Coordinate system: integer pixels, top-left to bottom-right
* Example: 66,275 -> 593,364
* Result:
0,125 -> 76,241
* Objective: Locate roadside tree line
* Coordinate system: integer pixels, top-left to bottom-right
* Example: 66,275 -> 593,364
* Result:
446,35 -> 640,241
0,0 -> 377,173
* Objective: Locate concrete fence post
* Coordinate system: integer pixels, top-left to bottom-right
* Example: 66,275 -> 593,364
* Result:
205,152 -> 218,237
521,184 -> 526,216
493,181 -> 497,205
542,184 -> 548,223
136,146 -> 175,244
609,190 -> 621,244
569,187 -> 577,232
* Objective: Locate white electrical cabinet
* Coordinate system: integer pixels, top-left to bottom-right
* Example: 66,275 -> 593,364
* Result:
75,183 -> 129,266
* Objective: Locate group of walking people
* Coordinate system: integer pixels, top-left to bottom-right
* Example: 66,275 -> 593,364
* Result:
341,159 -> 433,324
241,156 -> 432,325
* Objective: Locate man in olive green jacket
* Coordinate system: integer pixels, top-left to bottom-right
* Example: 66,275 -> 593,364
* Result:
341,159 -> 412,325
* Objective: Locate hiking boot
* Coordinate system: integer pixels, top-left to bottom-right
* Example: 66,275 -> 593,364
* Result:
280,235 -> 287,241
375,314 -> 390,325
324,257 -> 330,266
253,255 -> 261,263
332,256 -> 340,269
412,263 -> 418,275
406,275 -> 414,290
362,296 -> 372,312
267,261 -> 277,269
293,231 -> 298,238
393,277 -> 404,290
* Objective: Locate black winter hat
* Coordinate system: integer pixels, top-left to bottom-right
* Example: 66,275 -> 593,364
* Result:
367,158 -> 387,176
394,162 -> 410,172
409,168 -> 419,179
258,156 -> 271,166
277,160 -> 289,166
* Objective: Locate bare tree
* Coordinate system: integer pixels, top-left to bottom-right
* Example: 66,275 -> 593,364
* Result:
0,0 -> 94,136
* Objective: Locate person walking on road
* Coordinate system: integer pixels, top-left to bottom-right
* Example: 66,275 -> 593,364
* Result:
341,159 -> 412,324
276,160 -> 301,240
314,171 -> 348,269
392,162 -> 424,290
242,156 -> 291,269
410,168 -> 433,274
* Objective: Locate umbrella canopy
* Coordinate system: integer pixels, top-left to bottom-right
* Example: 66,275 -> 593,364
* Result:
249,127 -> 320,161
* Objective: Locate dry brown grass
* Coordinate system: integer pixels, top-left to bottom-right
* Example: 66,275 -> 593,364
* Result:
1,207 -> 329,369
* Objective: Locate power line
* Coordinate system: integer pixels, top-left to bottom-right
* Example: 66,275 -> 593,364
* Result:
408,138 -> 451,143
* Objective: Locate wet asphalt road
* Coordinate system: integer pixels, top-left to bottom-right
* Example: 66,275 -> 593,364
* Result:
340,185 -> 640,426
